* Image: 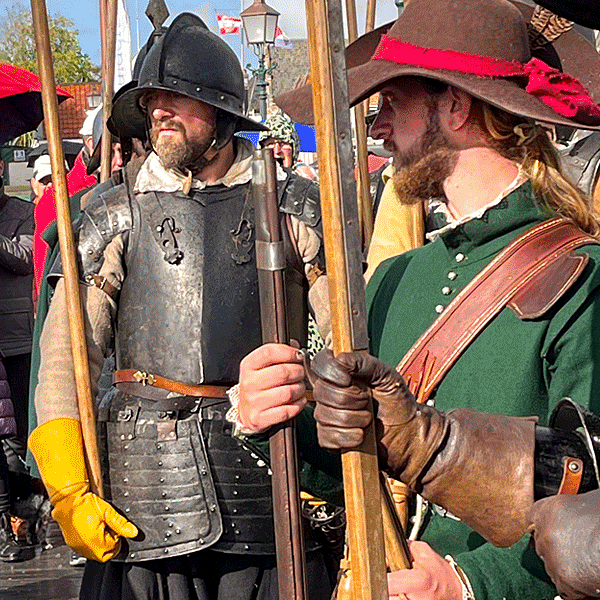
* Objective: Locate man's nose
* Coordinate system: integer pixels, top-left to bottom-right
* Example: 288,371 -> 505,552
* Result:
369,113 -> 391,140
151,103 -> 174,120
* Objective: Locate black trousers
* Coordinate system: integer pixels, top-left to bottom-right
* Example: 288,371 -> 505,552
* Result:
2,353 -> 31,458
80,549 -> 338,600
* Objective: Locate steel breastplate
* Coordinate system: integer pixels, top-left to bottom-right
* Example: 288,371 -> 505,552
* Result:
116,184 -> 262,384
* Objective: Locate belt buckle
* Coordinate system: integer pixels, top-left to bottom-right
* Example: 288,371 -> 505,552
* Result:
133,370 -> 156,386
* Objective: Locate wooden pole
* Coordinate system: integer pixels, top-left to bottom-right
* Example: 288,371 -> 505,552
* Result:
100,0 -> 118,182
305,0 -> 387,596
344,0 -> 373,249
30,0 -> 104,498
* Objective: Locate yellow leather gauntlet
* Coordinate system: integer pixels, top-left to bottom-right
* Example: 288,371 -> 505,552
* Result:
29,418 -> 138,562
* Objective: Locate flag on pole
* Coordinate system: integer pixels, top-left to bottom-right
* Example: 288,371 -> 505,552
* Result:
115,0 -> 132,89
217,14 -> 242,34
274,25 -> 294,49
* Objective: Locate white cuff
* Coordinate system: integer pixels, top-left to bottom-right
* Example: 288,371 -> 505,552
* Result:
445,555 -> 475,600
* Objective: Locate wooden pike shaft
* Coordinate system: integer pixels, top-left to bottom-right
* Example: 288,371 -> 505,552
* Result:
304,0 -> 387,597
100,0 -> 117,182
30,0 -> 104,497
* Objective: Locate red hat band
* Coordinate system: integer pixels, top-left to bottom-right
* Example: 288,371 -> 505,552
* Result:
373,35 -> 600,124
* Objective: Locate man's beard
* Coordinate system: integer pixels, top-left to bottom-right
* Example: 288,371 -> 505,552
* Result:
390,103 -> 458,205
151,119 -> 215,172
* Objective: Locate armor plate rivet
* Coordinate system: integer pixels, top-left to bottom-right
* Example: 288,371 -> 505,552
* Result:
257,460 -> 265,467
169,522 -> 174,527
125,508 -> 130,513
250,453 -> 257,459
233,490 -> 238,496
201,469 -> 207,475
235,474 -> 240,480
124,491 -> 129,497
210,504 -> 216,512
568,460 -> 582,473
175,528 -> 181,534
162,492 -> 167,498
165,506 -> 170,511
120,435 -> 125,440
233,508 -> 238,514
244,545 -> 250,550
165,532 -> 171,538
123,462 -> 129,467
158,461 -> 163,466
130,553 -> 135,558
128,434 -> 133,440
199,538 -> 204,544
160,478 -> 165,483
164,548 -> 169,553
123,478 -> 128,483
235,530 -> 241,535
157,443 -> 162,450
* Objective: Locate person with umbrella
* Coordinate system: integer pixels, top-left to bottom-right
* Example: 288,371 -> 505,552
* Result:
0,61 -> 69,563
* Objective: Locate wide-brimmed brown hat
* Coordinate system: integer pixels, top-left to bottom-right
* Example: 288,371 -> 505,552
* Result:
277,0 -> 600,130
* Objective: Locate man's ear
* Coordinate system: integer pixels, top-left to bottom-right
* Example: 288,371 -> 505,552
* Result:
440,86 -> 473,132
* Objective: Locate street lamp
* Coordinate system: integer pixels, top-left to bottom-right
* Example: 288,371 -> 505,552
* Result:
241,0 -> 280,121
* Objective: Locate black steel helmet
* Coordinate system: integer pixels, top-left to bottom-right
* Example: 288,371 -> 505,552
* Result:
110,12 -> 264,144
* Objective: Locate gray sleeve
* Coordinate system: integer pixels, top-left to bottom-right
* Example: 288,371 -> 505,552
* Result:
34,234 -> 125,426
0,232 -> 33,274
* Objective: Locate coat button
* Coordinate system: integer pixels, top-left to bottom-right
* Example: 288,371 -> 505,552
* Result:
448,271 -> 457,280
435,304 -> 444,314
442,286 -> 451,295
455,253 -> 465,262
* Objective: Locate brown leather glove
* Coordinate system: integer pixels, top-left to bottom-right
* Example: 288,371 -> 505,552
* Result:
312,349 -> 536,547
528,489 -> 600,599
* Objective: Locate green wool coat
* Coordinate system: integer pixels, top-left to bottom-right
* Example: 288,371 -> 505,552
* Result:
365,181 -> 600,600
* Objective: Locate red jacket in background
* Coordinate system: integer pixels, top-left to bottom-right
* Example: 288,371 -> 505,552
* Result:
33,151 -> 96,294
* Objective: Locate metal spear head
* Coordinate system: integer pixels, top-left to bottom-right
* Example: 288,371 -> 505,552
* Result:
145,0 -> 169,31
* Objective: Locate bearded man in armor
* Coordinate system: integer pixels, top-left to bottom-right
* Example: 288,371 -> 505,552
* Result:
28,13 -> 335,600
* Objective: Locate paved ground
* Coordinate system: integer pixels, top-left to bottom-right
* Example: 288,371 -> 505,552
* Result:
0,522 -> 84,600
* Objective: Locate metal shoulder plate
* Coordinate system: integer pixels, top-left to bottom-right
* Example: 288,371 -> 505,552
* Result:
278,170 -> 322,235
47,184 -> 133,285
559,132 -> 600,198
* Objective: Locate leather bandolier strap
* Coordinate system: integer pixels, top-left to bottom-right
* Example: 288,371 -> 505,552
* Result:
397,218 -> 599,403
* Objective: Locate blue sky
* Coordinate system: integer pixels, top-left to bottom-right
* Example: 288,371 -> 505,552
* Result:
36,0 -> 400,67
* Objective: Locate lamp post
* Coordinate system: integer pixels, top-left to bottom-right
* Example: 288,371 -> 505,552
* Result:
241,0 -> 280,121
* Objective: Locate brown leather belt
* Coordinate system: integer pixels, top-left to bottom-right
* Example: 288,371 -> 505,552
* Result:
113,369 -> 230,398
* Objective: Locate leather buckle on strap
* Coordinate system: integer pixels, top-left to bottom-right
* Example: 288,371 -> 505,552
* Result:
133,370 -> 156,386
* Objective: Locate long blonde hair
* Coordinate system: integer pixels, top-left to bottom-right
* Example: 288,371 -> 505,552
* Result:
471,99 -> 600,236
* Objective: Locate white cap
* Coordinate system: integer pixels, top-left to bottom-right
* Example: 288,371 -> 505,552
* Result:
32,154 -> 68,181
32,155 -> 53,181
79,105 -> 102,137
